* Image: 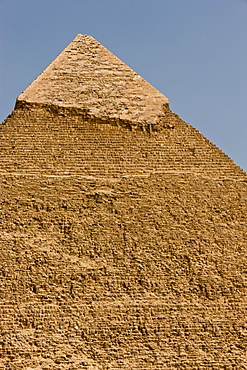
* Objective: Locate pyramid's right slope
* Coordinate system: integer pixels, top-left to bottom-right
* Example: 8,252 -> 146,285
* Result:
0,35 -> 247,369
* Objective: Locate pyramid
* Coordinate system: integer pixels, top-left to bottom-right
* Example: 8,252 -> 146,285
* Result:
0,35 -> 246,369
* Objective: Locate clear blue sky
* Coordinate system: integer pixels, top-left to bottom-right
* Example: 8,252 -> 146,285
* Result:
1,0 -> 246,171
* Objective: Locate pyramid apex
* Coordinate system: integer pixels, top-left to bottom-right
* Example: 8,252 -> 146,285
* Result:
74,34 -> 96,40
17,35 -> 169,125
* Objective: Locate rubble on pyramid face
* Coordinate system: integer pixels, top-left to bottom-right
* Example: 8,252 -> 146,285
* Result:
17,34 -> 169,126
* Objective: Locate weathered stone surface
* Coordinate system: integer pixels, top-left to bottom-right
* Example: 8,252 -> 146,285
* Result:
17,34 -> 169,126
0,36 -> 246,369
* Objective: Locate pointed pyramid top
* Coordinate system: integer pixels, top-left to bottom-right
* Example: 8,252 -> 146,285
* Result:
17,34 -> 169,124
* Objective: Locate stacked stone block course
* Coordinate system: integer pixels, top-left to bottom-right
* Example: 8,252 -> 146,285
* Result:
0,102 -> 244,179
0,173 -> 247,368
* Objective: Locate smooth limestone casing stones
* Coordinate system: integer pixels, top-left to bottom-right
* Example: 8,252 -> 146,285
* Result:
17,34 -> 169,126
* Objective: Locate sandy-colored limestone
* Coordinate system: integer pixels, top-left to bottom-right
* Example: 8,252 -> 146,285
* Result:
0,35 -> 246,369
18,35 -> 169,126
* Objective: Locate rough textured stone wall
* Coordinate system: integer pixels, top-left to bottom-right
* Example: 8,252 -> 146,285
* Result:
0,104 -> 247,369
0,103 -> 244,178
0,173 -> 247,369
